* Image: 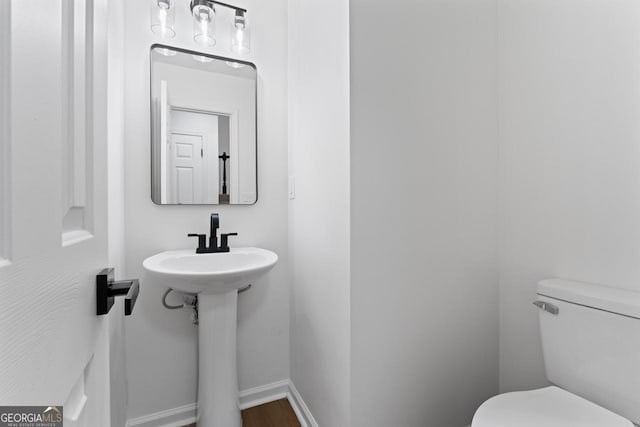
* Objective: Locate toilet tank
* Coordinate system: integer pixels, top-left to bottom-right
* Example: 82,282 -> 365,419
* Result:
536,279 -> 640,425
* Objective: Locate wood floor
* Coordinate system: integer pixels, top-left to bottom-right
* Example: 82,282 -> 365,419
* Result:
183,398 -> 301,427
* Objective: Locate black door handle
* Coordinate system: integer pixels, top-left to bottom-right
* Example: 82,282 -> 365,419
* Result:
97,268 -> 140,316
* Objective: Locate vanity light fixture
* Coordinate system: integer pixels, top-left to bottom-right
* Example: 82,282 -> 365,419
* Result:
190,0 -> 250,53
154,47 -> 178,56
230,10 -> 250,54
151,0 -> 251,55
150,0 -> 176,38
224,60 -> 246,69
193,54 -> 215,63
191,0 -> 216,46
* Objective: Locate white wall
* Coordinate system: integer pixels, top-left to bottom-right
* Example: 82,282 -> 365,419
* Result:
122,0 -> 289,420
350,1 -> 500,426
498,0 -> 640,393
287,0 -> 351,425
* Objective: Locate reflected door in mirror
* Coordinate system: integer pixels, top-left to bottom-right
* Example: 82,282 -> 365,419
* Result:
151,45 -> 257,205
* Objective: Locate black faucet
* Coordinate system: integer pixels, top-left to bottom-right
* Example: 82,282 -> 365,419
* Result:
209,213 -> 219,250
188,213 -> 237,253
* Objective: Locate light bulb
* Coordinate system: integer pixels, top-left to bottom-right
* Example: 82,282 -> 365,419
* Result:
150,0 -> 175,38
230,11 -> 250,55
192,2 -> 216,47
154,47 -> 177,56
225,61 -> 246,69
193,55 -> 214,63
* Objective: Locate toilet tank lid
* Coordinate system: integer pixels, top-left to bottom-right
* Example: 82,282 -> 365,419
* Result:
537,279 -> 640,320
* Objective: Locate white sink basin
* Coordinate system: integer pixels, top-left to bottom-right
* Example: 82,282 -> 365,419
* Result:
143,246 -> 278,427
143,247 -> 278,294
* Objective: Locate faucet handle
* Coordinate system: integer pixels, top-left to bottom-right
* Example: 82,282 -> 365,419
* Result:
187,233 -> 207,253
219,233 -> 238,252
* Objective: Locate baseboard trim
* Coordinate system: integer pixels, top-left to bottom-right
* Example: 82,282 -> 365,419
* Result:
239,379 -> 290,410
126,402 -> 196,427
286,381 -> 319,427
126,379 -> 317,427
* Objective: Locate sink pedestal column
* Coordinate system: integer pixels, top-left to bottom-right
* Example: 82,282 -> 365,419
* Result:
197,291 -> 241,427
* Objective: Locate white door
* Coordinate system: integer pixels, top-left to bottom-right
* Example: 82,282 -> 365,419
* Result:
171,109 -> 220,204
0,1 -> 112,426
169,132 -> 204,204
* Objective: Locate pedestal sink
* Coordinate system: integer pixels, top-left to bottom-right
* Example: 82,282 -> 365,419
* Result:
143,247 -> 278,427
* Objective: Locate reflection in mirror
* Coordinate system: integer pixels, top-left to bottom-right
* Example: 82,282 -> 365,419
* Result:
150,45 -> 257,205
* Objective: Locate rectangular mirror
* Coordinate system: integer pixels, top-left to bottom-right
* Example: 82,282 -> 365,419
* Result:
150,45 -> 257,205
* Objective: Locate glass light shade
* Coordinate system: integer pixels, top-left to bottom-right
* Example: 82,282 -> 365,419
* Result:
154,47 -> 177,56
225,60 -> 246,69
193,55 -> 214,63
192,4 -> 216,47
230,12 -> 250,55
150,0 -> 175,38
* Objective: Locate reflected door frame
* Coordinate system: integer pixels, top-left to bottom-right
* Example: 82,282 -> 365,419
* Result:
172,105 -> 240,204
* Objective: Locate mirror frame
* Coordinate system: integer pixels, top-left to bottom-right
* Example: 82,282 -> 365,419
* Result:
149,43 -> 259,205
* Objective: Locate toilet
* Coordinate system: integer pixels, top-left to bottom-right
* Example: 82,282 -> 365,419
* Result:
472,278 -> 640,427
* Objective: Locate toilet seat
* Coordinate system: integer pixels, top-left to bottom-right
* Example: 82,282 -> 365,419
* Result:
472,386 -> 633,427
